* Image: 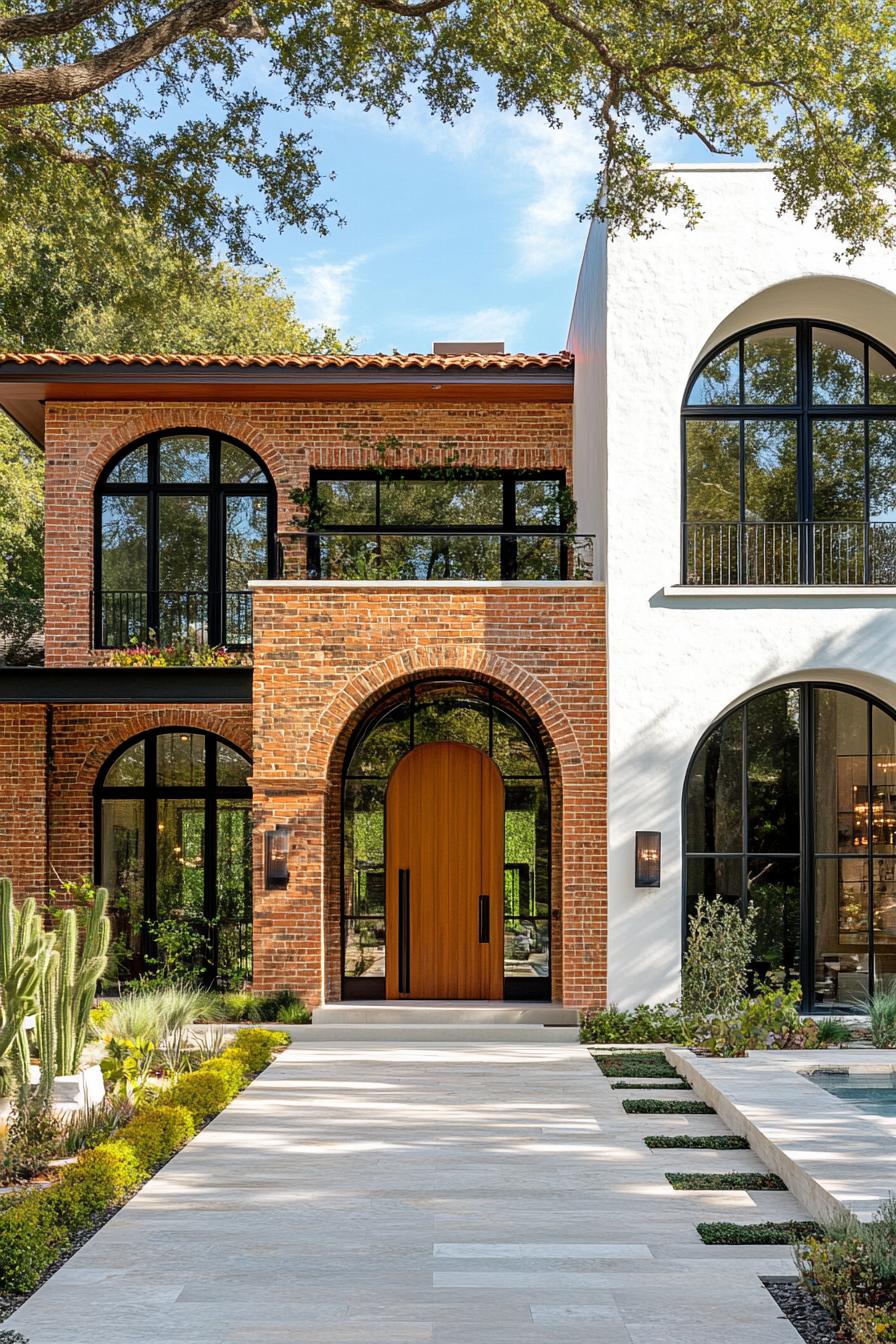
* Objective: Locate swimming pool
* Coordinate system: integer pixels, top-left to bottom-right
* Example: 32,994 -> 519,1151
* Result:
809,1071 -> 896,1116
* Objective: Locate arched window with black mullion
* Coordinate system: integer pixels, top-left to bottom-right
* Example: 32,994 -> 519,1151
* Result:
682,320 -> 896,585
95,430 -> 276,649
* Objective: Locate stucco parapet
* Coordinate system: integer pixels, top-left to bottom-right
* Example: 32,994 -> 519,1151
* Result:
662,584 -> 896,601
249,579 -> 601,591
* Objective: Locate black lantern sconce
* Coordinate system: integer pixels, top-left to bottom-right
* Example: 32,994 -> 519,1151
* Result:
635,831 -> 661,888
265,826 -> 290,889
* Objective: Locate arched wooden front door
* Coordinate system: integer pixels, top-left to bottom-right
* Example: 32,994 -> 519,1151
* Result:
385,742 -> 504,999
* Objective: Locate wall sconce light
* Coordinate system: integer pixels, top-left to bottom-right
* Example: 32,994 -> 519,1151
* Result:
635,831 -> 661,888
265,826 -> 290,889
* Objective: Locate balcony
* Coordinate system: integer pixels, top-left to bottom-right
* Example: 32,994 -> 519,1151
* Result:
93,590 -> 254,649
683,521 -> 896,587
278,531 -> 595,582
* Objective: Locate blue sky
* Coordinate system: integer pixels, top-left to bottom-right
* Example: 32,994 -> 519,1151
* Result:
248,95 -> 707,354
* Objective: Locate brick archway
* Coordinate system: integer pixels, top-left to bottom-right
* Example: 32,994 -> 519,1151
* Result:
76,708 -> 252,790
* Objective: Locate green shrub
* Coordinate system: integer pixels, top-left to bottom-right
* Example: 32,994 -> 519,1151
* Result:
698,1220 -> 821,1245
812,1017 -> 854,1047
665,1171 -> 786,1190
276,999 -> 311,1025
621,1098 -> 714,1114
692,983 -> 823,1057
644,1139 -> 752,1150
644,1134 -> 749,1149
118,1104 -> 195,1171
197,1053 -> 245,1101
610,1080 -> 691,1090
0,1191 -> 68,1294
253,988 -> 300,1021
579,1003 -> 692,1045
869,989 -> 896,1049
590,1051 -> 678,1078
59,1098 -> 134,1156
166,1066 -> 232,1123
219,992 -> 262,1023
797,1197 -> 896,1331
681,895 -> 757,1019
51,1140 -> 143,1233
231,1027 -> 289,1074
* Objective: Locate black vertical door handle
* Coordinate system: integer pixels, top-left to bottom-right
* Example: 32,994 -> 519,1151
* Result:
398,868 -> 411,994
479,894 -> 490,944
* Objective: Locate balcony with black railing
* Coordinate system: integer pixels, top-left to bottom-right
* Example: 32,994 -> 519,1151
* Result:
93,590 -> 254,649
278,530 -> 595,582
683,521 -> 896,587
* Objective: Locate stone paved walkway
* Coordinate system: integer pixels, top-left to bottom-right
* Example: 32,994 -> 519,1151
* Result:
7,1041 -> 808,1343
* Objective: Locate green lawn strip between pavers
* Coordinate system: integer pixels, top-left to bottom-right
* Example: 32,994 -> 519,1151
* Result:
665,1171 -> 787,1191
697,1221 -> 822,1245
645,1135 -> 750,1150
622,1098 -> 714,1114
590,1052 -> 678,1078
610,1080 -> 692,1090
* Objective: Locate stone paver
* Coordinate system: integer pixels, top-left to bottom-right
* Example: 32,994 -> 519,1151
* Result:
7,1041 -> 806,1343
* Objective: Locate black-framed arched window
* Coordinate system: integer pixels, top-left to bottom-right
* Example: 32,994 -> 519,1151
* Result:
682,321 -> 896,585
95,430 -> 276,648
341,678 -> 551,1001
684,682 -> 896,1010
96,728 -> 253,986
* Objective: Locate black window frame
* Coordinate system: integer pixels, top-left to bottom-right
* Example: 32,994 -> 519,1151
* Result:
94,429 -> 277,648
309,467 -> 567,581
681,319 -> 896,584
682,681 -> 896,1011
94,726 -> 253,985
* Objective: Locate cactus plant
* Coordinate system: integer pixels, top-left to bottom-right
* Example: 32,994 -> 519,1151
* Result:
53,888 -> 110,1076
0,877 -> 54,1089
36,948 -> 59,1102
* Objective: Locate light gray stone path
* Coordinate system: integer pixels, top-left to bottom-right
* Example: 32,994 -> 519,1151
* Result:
7,1041 -> 809,1343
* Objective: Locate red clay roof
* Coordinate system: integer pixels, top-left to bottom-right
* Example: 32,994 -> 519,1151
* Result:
0,350 -> 573,370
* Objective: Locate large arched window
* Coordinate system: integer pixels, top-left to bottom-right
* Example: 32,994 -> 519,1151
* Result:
95,431 -> 276,648
341,679 -> 551,1000
682,321 -> 896,585
96,729 -> 253,986
685,683 -> 896,1009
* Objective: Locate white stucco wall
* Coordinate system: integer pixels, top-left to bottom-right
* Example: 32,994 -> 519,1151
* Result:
571,165 -> 896,1008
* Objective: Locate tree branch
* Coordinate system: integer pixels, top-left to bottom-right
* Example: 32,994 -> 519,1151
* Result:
0,116 -> 110,166
0,0 -> 111,43
354,0 -> 453,14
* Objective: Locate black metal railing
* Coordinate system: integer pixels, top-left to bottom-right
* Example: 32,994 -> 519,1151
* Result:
277,530 -> 595,581
93,590 -> 253,648
683,521 -> 896,586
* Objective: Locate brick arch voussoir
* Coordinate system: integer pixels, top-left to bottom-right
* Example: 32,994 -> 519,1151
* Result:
80,408 -> 285,491
77,709 -> 252,789
315,646 -> 585,781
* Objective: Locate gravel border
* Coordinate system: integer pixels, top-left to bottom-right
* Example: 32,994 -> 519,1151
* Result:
765,1280 -> 840,1344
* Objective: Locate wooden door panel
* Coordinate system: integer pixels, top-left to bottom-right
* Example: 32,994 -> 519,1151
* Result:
386,741 -> 503,999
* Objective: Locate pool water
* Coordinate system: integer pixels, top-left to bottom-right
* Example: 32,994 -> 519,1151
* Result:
810,1072 -> 896,1116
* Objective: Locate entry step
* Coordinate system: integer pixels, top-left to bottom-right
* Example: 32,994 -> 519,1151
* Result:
305,1023 -> 581,1042
312,1002 -> 578,1026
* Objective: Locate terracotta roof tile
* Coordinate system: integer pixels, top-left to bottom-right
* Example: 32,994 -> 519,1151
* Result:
0,350 -> 573,371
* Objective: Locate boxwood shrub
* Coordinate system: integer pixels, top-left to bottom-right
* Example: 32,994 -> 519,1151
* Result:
622,1098 -> 714,1114
697,1220 -> 822,1245
665,1171 -> 786,1191
118,1104 -> 195,1173
644,1134 -> 749,1150
610,1081 -> 691,1090
0,1192 -> 69,1294
590,1052 -> 679,1079
231,1027 -> 290,1075
51,1140 -> 144,1234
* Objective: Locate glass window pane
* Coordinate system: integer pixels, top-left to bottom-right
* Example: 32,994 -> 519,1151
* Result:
504,920 -> 550,979
157,731 -> 205,787
377,533 -> 502,581
100,798 -> 144,974
515,479 -> 561,527
685,421 -> 740,521
492,709 -> 542,777
686,858 -> 744,923
869,421 -> 896,523
812,328 -> 865,405
414,687 -> 489,751
814,688 -> 869,854
220,441 -> 265,484
504,781 -> 549,920
159,435 -> 210,483
379,478 -> 503,528
869,346 -> 896,404
812,420 -> 865,521
159,495 -> 209,641
747,856 -> 800,987
226,496 -> 268,590
744,420 -> 797,521
814,856 -> 870,1008
156,798 -> 206,925
686,714 -> 743,854
315,479 -> 376,527
746,689 -> 800,853
347,701 -> 411,777
107,444 -> 148,484
216,799 -> 253,986
344,919 -> 386,977
743,328 -> 797,405
871,708 -> 896,860
101,495 -> 148,644
514,535 -> 563,580
217,743 -> 250,787
343,780 -> 386,917
687,342 -> 740,406
105,740 -> 145,787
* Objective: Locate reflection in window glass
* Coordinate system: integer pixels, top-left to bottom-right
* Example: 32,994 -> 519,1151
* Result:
99,798 -> 144,968
812,328 -> 865,405
869,347 -> 896,405
347,704 -> 411,779
157,731 -> 205,787
815,688 -> 869,853
688,341 -> 739,405
812,421 -> 865,520
414,688 -> 490,752
101,496 -> 147,591
217,743 -> 251,787
746,689 -> 799,853
687,856 -> 743,907
379,478 -> 503,527
686,714 -> 743,854
220,441 -> 265,483
105,740 -> 145,787
749,857 -> 800,985
343,780 -> 386,919
344,920 -> 386,977
226,496 -> 268,590
685,421 -> 740,520
315,479 -> 376,527
815,857 -> 870,1008
156,798 -> 206,927
216,799 -> 253,978
744,420 -> 797,520
869,421 -> 896,524
107,444 -> 148,484
743,328 -> 796,405
159,435 -> 209,483
492,709 -> 542,777
515,479 -> 561,527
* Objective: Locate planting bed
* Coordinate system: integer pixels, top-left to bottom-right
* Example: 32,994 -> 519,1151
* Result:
622,1098 -> 714,1114
644,1134 -> 750,1149
765,1281 -> 839,1344
665,1171 -> 786,1191
697,1220 -> 822,1245
590,1052 -> 678,1078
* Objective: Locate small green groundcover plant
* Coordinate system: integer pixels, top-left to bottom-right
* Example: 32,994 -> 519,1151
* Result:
0,1027 -> 289,1296
665,1171 -> 786,1191
610,1080 -> 692,1090
590,1051 -> 679,1079
579,1003 -> 694,1045
796,1197 -> 896,1344
622,1098 -> 714,1115
692,982 -> 834,1057
645,1134 -> 750,1150
697,1220 -> 822,1246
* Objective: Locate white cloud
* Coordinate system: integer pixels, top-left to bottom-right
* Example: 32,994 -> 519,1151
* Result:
505,116 -> 599,278
406,304 -> 530,350
290,253 -> 368,330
